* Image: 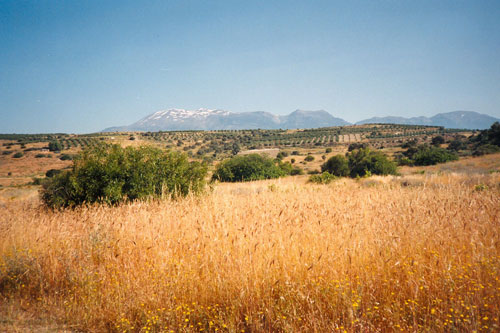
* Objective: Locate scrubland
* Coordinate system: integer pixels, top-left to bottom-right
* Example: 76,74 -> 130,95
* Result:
1,173 -> 500,332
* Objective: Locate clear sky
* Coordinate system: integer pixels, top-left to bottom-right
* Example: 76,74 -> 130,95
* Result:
1,0 -> 499,133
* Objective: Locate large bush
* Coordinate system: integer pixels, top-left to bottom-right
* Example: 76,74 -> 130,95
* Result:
40,144 -> 208,208
347,148 -> 398,177
321,155 -> 349,177
398,144 -> 459,166
411,146 -> 458,166
320,148 -> 397,178
212,154 -> 288,182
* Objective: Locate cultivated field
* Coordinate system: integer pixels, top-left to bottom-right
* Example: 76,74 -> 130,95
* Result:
1,171 -> 499,332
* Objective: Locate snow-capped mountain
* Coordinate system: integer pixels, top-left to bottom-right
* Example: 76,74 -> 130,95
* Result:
103,108 -> 350,131
103,109 -> 499,132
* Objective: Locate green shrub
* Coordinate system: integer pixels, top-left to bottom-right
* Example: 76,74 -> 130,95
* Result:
35,153 -> 47,158
472,144 -> 500,156
348,148 -> 397,177
290,167 -> 304,175
2,150 -> 13,155
321,155 -> 349,177
471,122 -> 500,147
276,151 -> 289,160
45,169 -> 62,178
304,155 -> 315,162
212,154 -> 287,182
431,135 -> 445,146
348,143 -> 368,152
447,139 -> 466,151
48,141 -> 63,152
412,146 -> 458,166
325,148 -> 332,153
40,144 -> 208,208
12,152 -> 24,158
59,154 -> 74,161
309,172 -> 335,184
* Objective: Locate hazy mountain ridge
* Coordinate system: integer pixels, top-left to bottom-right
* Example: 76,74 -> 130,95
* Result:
103,109 -> 499,132
356,111 -> 499,129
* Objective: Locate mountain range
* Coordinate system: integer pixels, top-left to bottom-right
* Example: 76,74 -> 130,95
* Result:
103,109 -> 499,132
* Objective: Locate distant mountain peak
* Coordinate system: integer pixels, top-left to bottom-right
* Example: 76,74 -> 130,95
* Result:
356,110 -> 498,129
102,108 -> 498,132
102,108 -> 350,132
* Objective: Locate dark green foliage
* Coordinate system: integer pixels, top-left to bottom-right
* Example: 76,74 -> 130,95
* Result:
40,144 -> 208,208
12,152 -> 24,158
472,144 -> 500,156
321,155 -> 349,177
35,153 -> 47,158
473,122 -> 500,147
212,154 -> 287,182
401,139 -> 418,148
309,172 -> 335,184
276,151 -> 289,160
325,148 -> 332,153
59,154 -> 75,161
31,177 -> 45,185
411,146 -> 459,166
304,155 -> 315,162
447,139 -> 466,151
48,141 -> 63,152
469,122 -> 500,156
231,143 -> 241,155
2,150 -> 13,155
45,169 -> 62,178
431,135 -> 445,146
347,148 -> 397,177
290,167 -> 304,175
348,142 -> 368,152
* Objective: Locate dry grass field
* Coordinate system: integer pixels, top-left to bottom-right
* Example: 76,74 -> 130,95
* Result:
1,170 -> 499,332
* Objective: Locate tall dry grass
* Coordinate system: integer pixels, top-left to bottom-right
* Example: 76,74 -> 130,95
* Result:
1,174 -> 499,332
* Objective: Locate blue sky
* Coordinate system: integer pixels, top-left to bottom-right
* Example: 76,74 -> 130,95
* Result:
1,0 -> 499,133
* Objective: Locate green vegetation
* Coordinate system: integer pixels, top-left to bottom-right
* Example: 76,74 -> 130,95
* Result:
399,145 -> 459,166
41,144 -> 207,208
321,149 -> 397,178
48,141 -> 63,152
470,122 -> 500,156
212,154 -> 289,182
321,155 -> 349,177
308,171 -> 336,184
347,148 -> 398,177
12,152 -> 24,158
59,154 -> 75,161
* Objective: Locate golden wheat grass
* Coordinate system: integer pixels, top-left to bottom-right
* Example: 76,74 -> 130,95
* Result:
1,174 -> 499,332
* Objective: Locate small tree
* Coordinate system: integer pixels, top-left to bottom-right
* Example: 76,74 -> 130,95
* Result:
348,148 -> 397,177
321,155 -> 349,177
48,141 -> 63,152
